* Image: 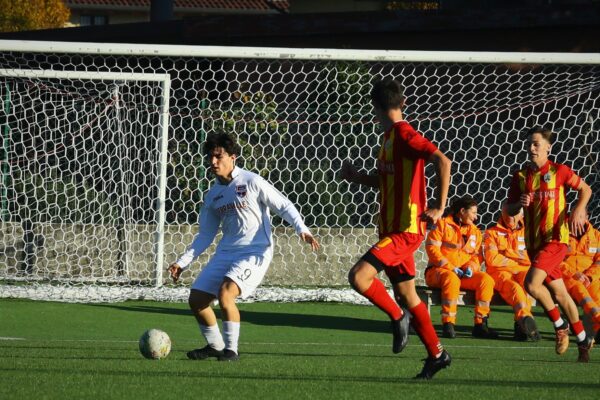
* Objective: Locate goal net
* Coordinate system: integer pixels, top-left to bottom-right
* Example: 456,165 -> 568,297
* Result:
0,42 -> 598,303
0,68 -> 171,301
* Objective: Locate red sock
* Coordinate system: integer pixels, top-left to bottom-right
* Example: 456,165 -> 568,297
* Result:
571,320 -> 585,337
361,278 -> 401,320
545,307 -> 565,329
409,301 -> 443,358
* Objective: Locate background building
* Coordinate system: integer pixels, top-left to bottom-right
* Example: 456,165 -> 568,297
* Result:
64,0 -> 290,26
1,1 -> 599,52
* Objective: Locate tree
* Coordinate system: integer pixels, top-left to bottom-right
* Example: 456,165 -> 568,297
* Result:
0,0 -> 70,32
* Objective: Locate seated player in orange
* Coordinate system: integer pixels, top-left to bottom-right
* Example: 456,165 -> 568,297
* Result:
425,195 -> 498,339
560,215 -> 600,346
483,204 -> 541,341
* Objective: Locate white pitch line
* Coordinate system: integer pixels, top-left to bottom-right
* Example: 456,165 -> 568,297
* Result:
249,342 -> 556,350
0,337 -> 26,341
1,337 -> 556,350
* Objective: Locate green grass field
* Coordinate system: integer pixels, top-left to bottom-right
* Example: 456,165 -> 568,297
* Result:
1,299 -> 598,400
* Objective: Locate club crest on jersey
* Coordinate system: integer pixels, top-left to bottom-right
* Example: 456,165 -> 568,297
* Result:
235,185 -> 247,197
543,173 -> 552,183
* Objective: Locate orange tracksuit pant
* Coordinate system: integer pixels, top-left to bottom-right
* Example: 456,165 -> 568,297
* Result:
563,277 -> 600,332
560,225 -> 600,333
487,268 -> 533,321
483,221 -> 533,322
425,267 -> 495,324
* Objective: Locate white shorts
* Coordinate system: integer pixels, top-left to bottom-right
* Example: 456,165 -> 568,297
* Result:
191,247 -> 273,299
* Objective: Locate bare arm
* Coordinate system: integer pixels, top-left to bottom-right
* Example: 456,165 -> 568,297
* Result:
506,169 -> 531,216
421,150 -> 451,226
570,180 -> 592,236
506,193 -> 532,217
505,201 -> 524,216
339,160 -> 379,188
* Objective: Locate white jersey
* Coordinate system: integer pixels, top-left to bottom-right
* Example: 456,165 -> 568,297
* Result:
176,166 -> 310,270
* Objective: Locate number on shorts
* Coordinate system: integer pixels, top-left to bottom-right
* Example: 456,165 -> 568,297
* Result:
237,268 -> 251,282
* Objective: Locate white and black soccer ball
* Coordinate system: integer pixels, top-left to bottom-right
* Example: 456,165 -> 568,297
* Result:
139,329 -> 171,360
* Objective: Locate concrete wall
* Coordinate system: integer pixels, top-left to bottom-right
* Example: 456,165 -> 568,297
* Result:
0,222 -> 429,286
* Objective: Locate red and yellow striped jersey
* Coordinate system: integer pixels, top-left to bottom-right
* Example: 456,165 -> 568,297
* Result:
376,121 -> 437,237
507,160 -> 582,253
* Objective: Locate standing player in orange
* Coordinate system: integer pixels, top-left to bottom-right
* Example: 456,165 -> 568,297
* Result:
340,78 -> 452,379
506,126 -> 594,362
483,205 -> 540,341
425,196 -> 499,339
560,216 -> 600,361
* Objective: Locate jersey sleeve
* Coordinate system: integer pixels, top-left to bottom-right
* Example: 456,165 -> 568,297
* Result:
557,163 -> 582,190
254,177 -> 310,235
175,199 -> 220,270
395,121 -> 438,159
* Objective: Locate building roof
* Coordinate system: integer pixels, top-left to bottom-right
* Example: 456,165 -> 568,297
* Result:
3,4 -> 599,52
64,0 -> 289,12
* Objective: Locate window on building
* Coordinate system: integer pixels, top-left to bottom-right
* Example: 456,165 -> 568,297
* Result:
80,15 -> 109,26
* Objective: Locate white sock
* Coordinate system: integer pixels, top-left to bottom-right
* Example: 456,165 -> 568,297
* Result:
553,318 -> 565,329
576,331 -> 587,343
200,324 -> 225,351
222,321 -> 241,354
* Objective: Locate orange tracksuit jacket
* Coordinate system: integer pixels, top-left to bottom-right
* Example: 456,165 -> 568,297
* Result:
425,215 -> 495,324
483,220 -> 533,321
560,225 -> 600,332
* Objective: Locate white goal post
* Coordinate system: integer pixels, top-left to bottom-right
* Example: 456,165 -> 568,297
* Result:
0,67 -> 171,300
0,40 -> 598,303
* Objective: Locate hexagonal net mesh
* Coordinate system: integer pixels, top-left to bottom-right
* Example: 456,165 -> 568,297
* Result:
0,43 -> 598,303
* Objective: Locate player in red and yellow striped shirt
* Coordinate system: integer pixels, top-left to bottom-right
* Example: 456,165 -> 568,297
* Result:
377,118 -> 435,237
507,126 -> 594,362
340,78 -> 452,379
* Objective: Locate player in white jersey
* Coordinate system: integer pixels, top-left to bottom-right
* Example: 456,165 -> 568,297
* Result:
168,133 -> 319,361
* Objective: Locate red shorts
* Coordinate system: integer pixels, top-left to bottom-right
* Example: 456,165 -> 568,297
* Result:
529,242 -> 568,283
361,232 -> 423,283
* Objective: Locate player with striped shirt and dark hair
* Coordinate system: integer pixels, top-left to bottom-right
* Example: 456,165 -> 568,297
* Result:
340,78 -> 452,379
506,126 -> 594,362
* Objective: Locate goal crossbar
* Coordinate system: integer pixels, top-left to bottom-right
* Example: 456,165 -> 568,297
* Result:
1,40 -> 600,64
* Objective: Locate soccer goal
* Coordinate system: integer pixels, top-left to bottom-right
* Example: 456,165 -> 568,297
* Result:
0,41 -> 598,303
0,67 -> 171,301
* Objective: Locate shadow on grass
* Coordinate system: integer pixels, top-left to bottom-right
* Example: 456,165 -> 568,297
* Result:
86,303 -> 557,341
87,303 -> 392,335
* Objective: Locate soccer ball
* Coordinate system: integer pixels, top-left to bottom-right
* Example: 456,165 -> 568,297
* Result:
139,329 -> 171,360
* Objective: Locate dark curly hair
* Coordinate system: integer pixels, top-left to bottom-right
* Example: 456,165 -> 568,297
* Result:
203,132 -> 241,158
370,78 -> 405,111
448,195 -> 478,217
